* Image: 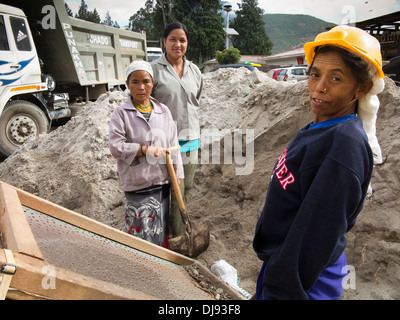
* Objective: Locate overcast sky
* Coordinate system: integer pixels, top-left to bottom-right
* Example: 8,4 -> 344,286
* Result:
66,0 -> 400,28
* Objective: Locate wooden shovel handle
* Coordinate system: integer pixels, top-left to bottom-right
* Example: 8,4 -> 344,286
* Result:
166,149 -> 192,233
166,149 -> 186,214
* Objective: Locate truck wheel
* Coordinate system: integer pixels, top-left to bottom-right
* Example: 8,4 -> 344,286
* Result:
0,100 -> 49,157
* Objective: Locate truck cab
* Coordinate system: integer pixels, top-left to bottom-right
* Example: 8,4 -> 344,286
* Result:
0,3 -> 69,157
0,6 -> 40,89
146,47 -> 163,62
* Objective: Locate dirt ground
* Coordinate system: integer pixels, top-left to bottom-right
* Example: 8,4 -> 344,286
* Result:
0,68 -> 399,299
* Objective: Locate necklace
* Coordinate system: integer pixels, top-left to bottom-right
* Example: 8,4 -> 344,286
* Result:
135,104 -> 152,113
131,97 -> 152,113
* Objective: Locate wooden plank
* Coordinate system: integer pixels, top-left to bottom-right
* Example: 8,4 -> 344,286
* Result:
0,250 -> 158,300
0,181 -> 194,266
0,184 -> 44,260
0,249 -> 16,299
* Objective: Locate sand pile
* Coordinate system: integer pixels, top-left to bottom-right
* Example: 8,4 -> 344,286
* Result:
0,92 -> 127,228
0,68 -> 399,299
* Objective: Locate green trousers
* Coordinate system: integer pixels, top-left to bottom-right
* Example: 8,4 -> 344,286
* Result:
170,150 -> 198,237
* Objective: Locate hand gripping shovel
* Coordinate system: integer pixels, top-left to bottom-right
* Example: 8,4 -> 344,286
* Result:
166,149 -> 210,258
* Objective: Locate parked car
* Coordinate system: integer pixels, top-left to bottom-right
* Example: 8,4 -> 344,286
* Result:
271,68 -> 282,81
277,67 -> 308,81
210,64 -> 258,72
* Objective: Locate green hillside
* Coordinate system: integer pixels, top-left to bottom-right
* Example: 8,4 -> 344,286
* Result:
263,14 -> 335,54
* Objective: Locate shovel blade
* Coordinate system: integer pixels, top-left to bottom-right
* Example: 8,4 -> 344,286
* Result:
169,223 -> 210,258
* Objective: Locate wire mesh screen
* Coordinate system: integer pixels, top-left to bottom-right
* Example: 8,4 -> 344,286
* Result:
23,206 -> 213,300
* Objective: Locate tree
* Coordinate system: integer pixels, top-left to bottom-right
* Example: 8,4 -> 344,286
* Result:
76,0 -> 89,19
87,8 -> 101,23
102,11 -> 120,28
157,0 -> 174,29
230,0 -> 273,55
75,0 -> 101,24
175,0 -> 225,64
64,2 -> 73,17
129,0 -> 160,41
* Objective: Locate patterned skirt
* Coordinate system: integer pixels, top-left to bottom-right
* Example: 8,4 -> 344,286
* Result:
124,184 -> 170,248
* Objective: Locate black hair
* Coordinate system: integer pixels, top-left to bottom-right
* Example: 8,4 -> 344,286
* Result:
163,21 -> 189,41
308,45 -> 376,84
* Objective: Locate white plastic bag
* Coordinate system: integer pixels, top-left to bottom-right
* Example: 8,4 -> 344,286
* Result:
210,259 -> 252,299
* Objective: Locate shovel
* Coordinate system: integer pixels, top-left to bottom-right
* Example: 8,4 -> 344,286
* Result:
166,149 -> 210,258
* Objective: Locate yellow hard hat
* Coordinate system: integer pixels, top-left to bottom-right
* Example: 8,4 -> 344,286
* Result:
304,25 -> 384,78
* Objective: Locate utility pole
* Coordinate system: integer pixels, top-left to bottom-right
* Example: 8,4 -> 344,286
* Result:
224,4 -> 232,49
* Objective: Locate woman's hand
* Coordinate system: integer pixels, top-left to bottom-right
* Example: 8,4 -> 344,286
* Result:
143,145 -> 167,159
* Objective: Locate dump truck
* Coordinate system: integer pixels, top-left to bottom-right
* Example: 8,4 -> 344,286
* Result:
0,0 -> 147,156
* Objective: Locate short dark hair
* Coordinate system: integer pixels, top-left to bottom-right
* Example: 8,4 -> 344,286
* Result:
163,21 -> 189,41
308,45 -> 376,84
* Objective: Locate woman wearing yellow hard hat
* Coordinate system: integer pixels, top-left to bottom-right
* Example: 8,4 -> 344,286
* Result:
253,25 -> 385,300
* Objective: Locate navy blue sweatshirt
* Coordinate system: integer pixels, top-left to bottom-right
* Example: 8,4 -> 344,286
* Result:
253,116 -> 373,300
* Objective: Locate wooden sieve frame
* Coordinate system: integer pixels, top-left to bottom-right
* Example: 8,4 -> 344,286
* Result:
0,181 -> 245,300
